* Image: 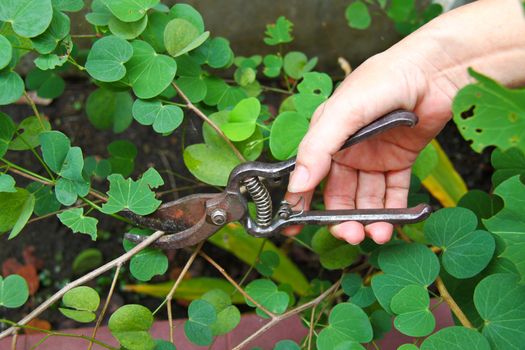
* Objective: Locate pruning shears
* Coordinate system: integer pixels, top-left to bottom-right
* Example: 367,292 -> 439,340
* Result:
124,110 -> 432,249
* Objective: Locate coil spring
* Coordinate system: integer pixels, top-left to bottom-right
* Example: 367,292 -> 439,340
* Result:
277,201 -> 293,219
243,176 -> 272,227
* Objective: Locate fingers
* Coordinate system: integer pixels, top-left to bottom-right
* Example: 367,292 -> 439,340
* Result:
281,189 -> 313,236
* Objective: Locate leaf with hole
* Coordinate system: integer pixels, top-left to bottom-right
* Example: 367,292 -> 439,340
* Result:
245,279 -> 289,318
59,286 -> 100,323
0,274 -> 29,308
124,40 -> 177,99
57,208 -> 98,241
317,303 -> 373,349
391,285 -> 435,337
264,16 -> 293,46
109,304 -> 155,350
132,99 -> 183,134
0,0 -> 53,38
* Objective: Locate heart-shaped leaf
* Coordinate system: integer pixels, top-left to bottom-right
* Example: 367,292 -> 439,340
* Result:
220,97 -> 260,141
124,229 -> 168,282
0,0 -> 53,38
317,303 -> 373,349
244,279 -> 289,318
132,99 -> 183,134
109,304 -> 155,350
103,0 -> 159,22
263,54 -> 282,78
86,88 -> 133,133
201,289 -> 240,336
391,285 -> 435,337
425,207 -> 495,278
58,208 -> 98,240
420,326 -> 490,350
26,68 -> 65,99
191,37 -> 234,69
59,286 -> 100,323
204,76 -> 246,110
108,15 -> 148,40
86,36 -> 133,82
125,40 -> 177,99
0,35 -> 12,70
164,18 -> 209,57
108,140 -> 137,177
0,274 -> 29,308
184,299 -> 216,346
283,51 -> 317,80
0,71 -> 24,105
32,9 -> 70,54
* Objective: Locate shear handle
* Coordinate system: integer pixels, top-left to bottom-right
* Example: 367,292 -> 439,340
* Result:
226,110 -> 418,191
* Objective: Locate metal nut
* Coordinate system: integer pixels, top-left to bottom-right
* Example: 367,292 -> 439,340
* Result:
210,208 -> 227,226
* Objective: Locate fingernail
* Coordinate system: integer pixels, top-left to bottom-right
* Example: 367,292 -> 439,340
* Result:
288,165 -> 309,193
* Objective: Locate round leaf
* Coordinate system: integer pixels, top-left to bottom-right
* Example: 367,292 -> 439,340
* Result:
283,51 -> 317,80
0,174 -> 16,193
192,37 -> 233,69
274,340 -> 300,350
0,274 -> 29,308
108,140 -> 137,177
169,4 -> 204,32
32,9 -> 70,54
317,303 -> 373,349
270,111 -> 309,160
420,326 -> 490,350
0,70 -> 24,105
124,229 -> 168,282
103,0 -> 159,22
125,40 -> 177,99
391,285 -> 435,337
425,207 -> 495,278
185,299 -> 216,346
245,279 -> 289,318
0,0 -> 53,38
220,97 -> 260,141
474,273 -> 525,349
25,68 -> 65,99
86,88 -> 133,133
345,1 -> 372,29
183,143 -> 240,186
0,35 -> 12,69
86,36 -> 133,82
109,304 -> 155,350
109,15 -> 148,40
164,18 -> 209,57
132,99 -> 183,134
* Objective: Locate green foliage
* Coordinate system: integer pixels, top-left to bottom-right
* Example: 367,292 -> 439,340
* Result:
317,303 -> 372,349
57,208 -> 98,240
221,97 -> 260,141
132,99 -> 183,134
391,285 -> 435,337
264,16 -> 293,46
0,274 -> 29,308
0,188 -> 35,239
283,52 -> 317,80
0,0 -> 53,38
184,299 -> 216,346
107,139 -> 137,177
255,250 -> 280,277
420,326 -> 490,350
0,70 -> 24,105
0,35 -> 12,69
86,36 -> 133,82
270,111 -> 309,160
164,18 -> 209,57
72,248 -> 103,275
0,174 -> 16,193
245,279 -> 289,318
345,1 -> 371,30
26,68 -> 65,99
124,229 -> 168,281
491,147 -> 525,186
273,340 -> 301,350
59,286 -> 100,322
109,304 -> 155,350
311,227 -> 360,270
201,289 -> 240,336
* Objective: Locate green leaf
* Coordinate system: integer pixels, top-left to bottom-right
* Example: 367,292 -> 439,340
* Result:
55,177 -> 89,206
39,131 -> 70,173
474,273 -> 525,349
274,340 -> 300,350
57,208 -> 98,240
341,273 -> 376,308
35,53 -> 68,71
398,345 -> 418,350
413,143 -> 439,180
387,0 -> 415,22
458,190 -> 503,227
132,99 -> 183,134
103,0 -> 159,22
420,326 -> 490,350
220,97 -> 260,141
453,69 -> 525,153
311,227 -> 360,270
183,143 -> 240,186
245,279 -> 289,318
0,174 -> 16,193
25,68 -> 65,99
164,18 -> 209,57
491,147 -> 525,187
0,274 -> 29,308
32,9 -> 70,54
109,15 -> 148,40
204,77 -> 246,110
0,112 -> 15,157
72,248 -> 103,275
154,339 -> 176,350
201,289 -> 240,336
169,3 -> 204,33
184,299 -> 216,346
108,140 -> 137,177
425,207 -> 495,278
484,176 -> 525,278
124,229 -> 168,281
3,188 -> 35,239
0,0 -> 53,38
86,36 -> 133,82
370,310 -> 392,340
255,250 -> 280,277
109,304 -> 155,350
0,35 -> 12,69
317,303 -> 373,349
0,70 -> 24,105
84,156 -> 112,179
192,37 -> 233,69
102,168 -> 163,215
283,52 -> 317,80
86,88 -> 133,133
263,54 -> 282,78
59,286 -> 100,323
141,12 -> 170,52
295,72 -> 333,118
176,75 -> 207,103
371,242 -> 439,313
270,111 -> 309,160
125,40 -> 177,99
233,66 -> 256,86
264,16 -> 293,46
391,285 -> 435,337
345,1 -> 372,30
86,0 -> 112,26
52,0 -> 84,12
26,182 -> 61,216
208,223 -> 310,296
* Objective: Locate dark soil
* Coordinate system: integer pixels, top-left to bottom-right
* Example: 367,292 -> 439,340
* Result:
0,79 -> 492,331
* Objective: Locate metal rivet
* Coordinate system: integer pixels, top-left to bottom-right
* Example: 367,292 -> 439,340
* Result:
210,209 -> 227,226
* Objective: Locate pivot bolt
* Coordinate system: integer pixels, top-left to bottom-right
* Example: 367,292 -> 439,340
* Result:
210,209 -> 227,225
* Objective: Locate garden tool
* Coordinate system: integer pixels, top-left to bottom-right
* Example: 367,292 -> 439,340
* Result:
124,110 -> 432,249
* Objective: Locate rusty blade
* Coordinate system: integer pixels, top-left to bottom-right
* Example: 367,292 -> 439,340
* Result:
123,193 -> 223,249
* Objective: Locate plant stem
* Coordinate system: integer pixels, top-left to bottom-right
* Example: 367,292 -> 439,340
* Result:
23,91 -> 45,129
199,251 -> 276,318
87,263 -> 122,350
307,304 -> 316,350
435,276 -> 473,328
231,281 -> 341,350
2,159 -> 53,185
171,82 -> 246,162
14,130 -> 56,181
165,242 -> 204,343
0,230 -> 166,340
